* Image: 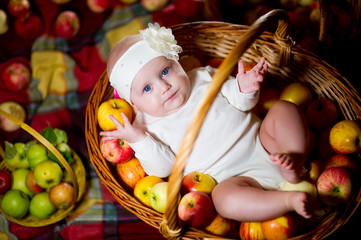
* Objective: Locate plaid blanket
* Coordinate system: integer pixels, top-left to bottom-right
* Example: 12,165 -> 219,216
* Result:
0,1 -> 167,239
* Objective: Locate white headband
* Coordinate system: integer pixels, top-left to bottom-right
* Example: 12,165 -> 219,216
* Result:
109,23 -> 182,103
109,40 -> 163,103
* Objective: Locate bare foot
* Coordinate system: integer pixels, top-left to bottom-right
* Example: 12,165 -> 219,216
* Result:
286,191 -> 312,219
270,153 -> 303,184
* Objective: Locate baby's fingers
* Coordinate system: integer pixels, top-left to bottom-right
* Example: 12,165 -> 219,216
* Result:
120,112 -> 132,127
238,60 -> 245,74
253,57 -> 265,72
109,115 -> 124,129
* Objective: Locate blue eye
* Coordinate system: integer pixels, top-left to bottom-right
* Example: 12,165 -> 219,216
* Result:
162,68 -> 169,76
144,85 -> 151,92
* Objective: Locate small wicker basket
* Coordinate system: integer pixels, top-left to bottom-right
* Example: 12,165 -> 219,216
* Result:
0,109 -> 86,227
85,9 -> 361,240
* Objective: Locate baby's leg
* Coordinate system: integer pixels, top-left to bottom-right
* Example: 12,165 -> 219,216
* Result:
212,176 -> 312,221
260,100 -> 309,183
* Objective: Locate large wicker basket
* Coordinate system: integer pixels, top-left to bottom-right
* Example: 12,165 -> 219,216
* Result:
85,9 -> 361,239
0,109 -> 86,227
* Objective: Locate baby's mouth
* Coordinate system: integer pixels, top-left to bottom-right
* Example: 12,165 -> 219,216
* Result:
165,90 -> 178,103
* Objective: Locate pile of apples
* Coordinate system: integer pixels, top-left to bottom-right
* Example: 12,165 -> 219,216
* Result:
0,127 -> 77,221
97,55 -> 361,239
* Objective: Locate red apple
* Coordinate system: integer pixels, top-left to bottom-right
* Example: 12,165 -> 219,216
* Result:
329,120 -> 361,154
317,167 -> 352,206
239,221 -> 265,240
25,170 -> 44,194
261,214 -> 295,240
7,0 -> 30,17
205,213 -> 232,237
151,4 -> 186,28
179,55 -> 202,72
54,11 -> 80,39
2,62 -> 31,91
14,11 -> 43,40
305,98 -> 338,131
86,0 -> 110,13
49,182 -> 75,209
116,157 -> 146,189
324,154 -> 356,172
174,0 -> 204,19
258,87 -> 281,116
178,191 -> 214,228
0,169 -> 12,195
100,137 -> 134,164
205,58 -> 223,68
181,171 -> 217,195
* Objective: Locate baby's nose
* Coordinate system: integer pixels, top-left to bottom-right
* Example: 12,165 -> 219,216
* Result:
160,82 -> 171,94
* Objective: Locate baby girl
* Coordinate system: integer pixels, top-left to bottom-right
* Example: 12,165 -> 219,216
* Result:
100,23 -> 313,221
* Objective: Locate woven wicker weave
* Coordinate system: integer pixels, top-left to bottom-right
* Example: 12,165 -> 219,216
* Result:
85,9 -> 361,239
0,109 -> 86,227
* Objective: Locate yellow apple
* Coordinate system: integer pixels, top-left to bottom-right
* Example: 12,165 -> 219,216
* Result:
0,9 -> 9,35
329,120 -> 361,154
120,0 -> 138,4
205,213 -> 232,236
0,101 -> 26,132
282,179 -> 318,202
308,159 -> 324,182
134,175 -> 164,207
97,98 -> 133,131
279,82 -> 312,110
141,0 -> 169,12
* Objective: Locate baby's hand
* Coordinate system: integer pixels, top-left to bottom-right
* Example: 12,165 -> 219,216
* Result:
99,113 -> 146,143
237,57 -> 268,93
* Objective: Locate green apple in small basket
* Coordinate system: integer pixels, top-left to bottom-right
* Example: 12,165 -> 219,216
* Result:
11,168 -> 34,197
30,192 -> 56,219
33,160 -> 63,189
1,189 -> 30,218
40,127 -> 74,167
4,141 -> 30,169
26,142 -> 48,169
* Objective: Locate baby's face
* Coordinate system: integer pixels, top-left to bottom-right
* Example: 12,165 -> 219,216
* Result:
130,56 -> 191,117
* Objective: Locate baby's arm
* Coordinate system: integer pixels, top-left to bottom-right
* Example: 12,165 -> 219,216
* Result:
100,113 -> 147,143
237,57 -> 268,94
100,114 -> 174,178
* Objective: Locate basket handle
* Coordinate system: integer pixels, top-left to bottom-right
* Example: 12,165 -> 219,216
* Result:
0,108 -> 79,201
162,9 -> 290,238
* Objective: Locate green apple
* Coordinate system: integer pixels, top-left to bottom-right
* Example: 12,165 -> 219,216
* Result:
33,160 -> 63,189
150,182 -> 169,213
1,189 -> 30,218
11,168 -> 34,197
26,143 -> 48,169
29,192 -> 56,219
4,141 -> 29,168
282,179 -> 318,202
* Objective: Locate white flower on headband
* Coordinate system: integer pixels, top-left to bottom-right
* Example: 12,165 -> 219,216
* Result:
140,22 -> 182,61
